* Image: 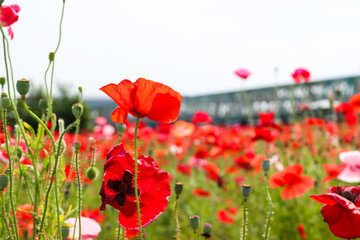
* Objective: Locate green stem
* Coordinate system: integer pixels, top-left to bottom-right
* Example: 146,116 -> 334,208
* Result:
1,193 -> 13,239
2,109 -> 19,240
264,175 -> 273,240
134,114 -> 143,240
38,120 -> 79,238
74,148 -> 82,240
54,162 -> 61,240
241,201 -> 247,240
175,196 -> 180,240
0,27 -> 13,101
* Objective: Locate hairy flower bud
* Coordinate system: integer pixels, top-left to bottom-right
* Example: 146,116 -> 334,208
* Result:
0,175 -> 9,190
38,99 -> 48,112
86,167 -> 98,181
189,215 -> 200,232
116,123 -> 126,135
0,77 -> 5,86
49,52 -> 55,62
16,78 -> 30,97
201,223 -> 212,239
72,103 -> 83,119
13,146 -> 23,159
61,226 -> 70,240
1,93 -> 11,109
74,141 -> 81,151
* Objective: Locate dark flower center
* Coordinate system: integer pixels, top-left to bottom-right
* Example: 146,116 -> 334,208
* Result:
107,170 -> 139,206
341,190 -> 359,203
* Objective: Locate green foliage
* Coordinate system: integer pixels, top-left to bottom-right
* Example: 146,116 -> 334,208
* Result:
10,84 -> 90,131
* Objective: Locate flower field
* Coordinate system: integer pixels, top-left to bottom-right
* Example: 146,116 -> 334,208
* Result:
1,2 -> 360,240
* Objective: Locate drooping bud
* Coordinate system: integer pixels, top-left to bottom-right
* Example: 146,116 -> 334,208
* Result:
1,93 -> 11,109
0,175 -> 9,190
16,78 -> 30,97
61,226 -> 70,240
174,181 -> 183,198
241,184 -> 251,202
262,160 -> 270,175
189,215 -> 200,232
86,167 -> 98,181
201,223 -> 212,239
74,141 -> 81,151
0,77 -> 5,86
78,86 -> 83,94
49,52 -> 55,62
13,147 -> 23,159
72,103 -> 83,119
38,99 -> 48,113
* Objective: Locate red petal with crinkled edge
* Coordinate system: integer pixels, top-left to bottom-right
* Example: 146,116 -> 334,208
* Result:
320,204 -> 360,239
110,107 -> 128,123
100,80 -> 134,112
118,154 -> 171,230
310,193 -> 357,211
99,143 -> 171,230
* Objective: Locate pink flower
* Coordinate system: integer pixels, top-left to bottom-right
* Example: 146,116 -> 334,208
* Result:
65,217 -> 101,240
291,68 -> 310,84
234,68 -> 251,80
337,151 -> 360,183
0,5 -> 20,39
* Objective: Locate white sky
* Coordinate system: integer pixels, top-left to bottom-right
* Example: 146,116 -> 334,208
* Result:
1,0 -> 360,99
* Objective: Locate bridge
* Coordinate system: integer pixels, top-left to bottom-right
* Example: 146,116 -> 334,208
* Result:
86,75 -> 360,124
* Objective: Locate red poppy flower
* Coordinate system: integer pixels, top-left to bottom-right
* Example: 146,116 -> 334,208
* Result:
310,186 -> 360,239
216,209 -> 235,224
99,144 -> 171,230
191,111 -> 213,124
335,102 -> 355,114
192,188 -> 210,197
234,68 -> 251,80
297,224 -> 306,239
269,164 -> 314,199
100,78 -> 183,123
0,5 -> 20,39
322,163 -> 346,183
349,93 -> 360,113
258,112 -> 274,125
291,68 -> 310,83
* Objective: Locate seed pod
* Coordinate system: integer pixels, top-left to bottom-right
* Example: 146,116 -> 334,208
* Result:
189,215 -> 200,232
16,78 -> 30,97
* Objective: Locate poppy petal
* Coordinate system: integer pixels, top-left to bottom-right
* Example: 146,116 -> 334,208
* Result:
110,107 -> 128,123
100,80 -> 134,111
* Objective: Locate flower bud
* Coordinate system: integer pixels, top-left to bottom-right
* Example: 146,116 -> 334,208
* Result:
262,160 -> 270,175
74,141 -> 81,151
1,93 -> 11,109
78,86 -> 83,94
0,77 -> 5,86
38,99 -> 48,112
72,103 -> 83,119
61,226 -> 70,240
201,223 -> 212,239
86,167 -> 98,181
174,181 -> 183,198
49,52 -> 55,61
3,168 -> 10,175
241,184 -> 251,201
13,147 -> 23,159
0,174 -> 9,190
189,215 -> 200,232
116,123 -> 126,135
16,78 -> 30,97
